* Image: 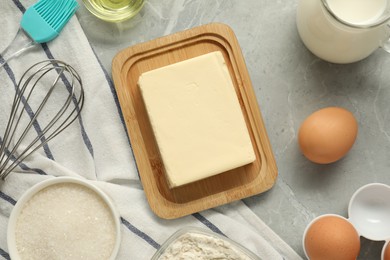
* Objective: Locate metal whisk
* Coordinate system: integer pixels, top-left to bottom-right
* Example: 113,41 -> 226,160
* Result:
0,60 -> 84,180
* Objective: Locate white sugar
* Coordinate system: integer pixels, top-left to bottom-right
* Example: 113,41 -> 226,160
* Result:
15,183 -> 117,260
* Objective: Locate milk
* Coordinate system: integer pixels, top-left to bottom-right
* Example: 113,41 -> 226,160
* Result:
327,0 -> 387,25
296,0 -> 389,63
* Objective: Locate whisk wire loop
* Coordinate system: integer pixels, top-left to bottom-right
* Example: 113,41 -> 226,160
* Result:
0,60 -> 84,180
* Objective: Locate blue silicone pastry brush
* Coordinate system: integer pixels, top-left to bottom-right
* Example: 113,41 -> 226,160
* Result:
0,0 -> 79,68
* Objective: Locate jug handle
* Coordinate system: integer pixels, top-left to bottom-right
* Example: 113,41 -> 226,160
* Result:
382,24 -> 390,53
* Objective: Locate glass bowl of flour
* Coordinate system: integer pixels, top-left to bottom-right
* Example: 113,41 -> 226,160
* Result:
152,227 -> 261,260
7,177 -> 121,260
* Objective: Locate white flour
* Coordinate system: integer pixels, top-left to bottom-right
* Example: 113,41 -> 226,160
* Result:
158,232 -> 253,260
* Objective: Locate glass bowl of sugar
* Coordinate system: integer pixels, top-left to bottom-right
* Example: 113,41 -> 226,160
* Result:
152,227 -> 261,260
7,177 -> 121,260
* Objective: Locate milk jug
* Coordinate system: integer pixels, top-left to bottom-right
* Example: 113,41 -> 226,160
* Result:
296,0 -> 390,63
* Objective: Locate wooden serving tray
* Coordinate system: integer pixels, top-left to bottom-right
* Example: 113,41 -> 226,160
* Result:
112,23 -> 277,219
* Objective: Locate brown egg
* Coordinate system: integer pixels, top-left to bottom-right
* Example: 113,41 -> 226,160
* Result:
298,107 -> 358,164
304,215 -> 360,260
384,242 -> 390,260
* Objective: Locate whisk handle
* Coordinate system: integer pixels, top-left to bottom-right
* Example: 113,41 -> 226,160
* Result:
0,28 -> 36,68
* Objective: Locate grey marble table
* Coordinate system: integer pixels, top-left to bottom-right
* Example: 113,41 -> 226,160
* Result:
76,1 -> 390,259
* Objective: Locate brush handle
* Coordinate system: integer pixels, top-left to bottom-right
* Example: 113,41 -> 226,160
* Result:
0,28 -> 37,69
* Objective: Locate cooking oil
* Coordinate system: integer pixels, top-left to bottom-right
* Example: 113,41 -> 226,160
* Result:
82,0 -> 144,22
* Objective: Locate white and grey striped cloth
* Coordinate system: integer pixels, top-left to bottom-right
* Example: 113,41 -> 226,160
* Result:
0,0 -> 302,259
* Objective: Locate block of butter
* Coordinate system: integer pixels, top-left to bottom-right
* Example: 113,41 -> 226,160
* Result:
139,51 -> 255,188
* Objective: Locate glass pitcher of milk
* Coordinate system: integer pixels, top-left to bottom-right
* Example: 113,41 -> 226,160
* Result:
296,0 -> 390,63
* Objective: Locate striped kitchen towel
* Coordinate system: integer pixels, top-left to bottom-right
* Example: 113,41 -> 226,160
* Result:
0,0 -> 302,259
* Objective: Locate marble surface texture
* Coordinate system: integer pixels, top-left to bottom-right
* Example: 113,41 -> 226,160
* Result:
76,1 -> 390,258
